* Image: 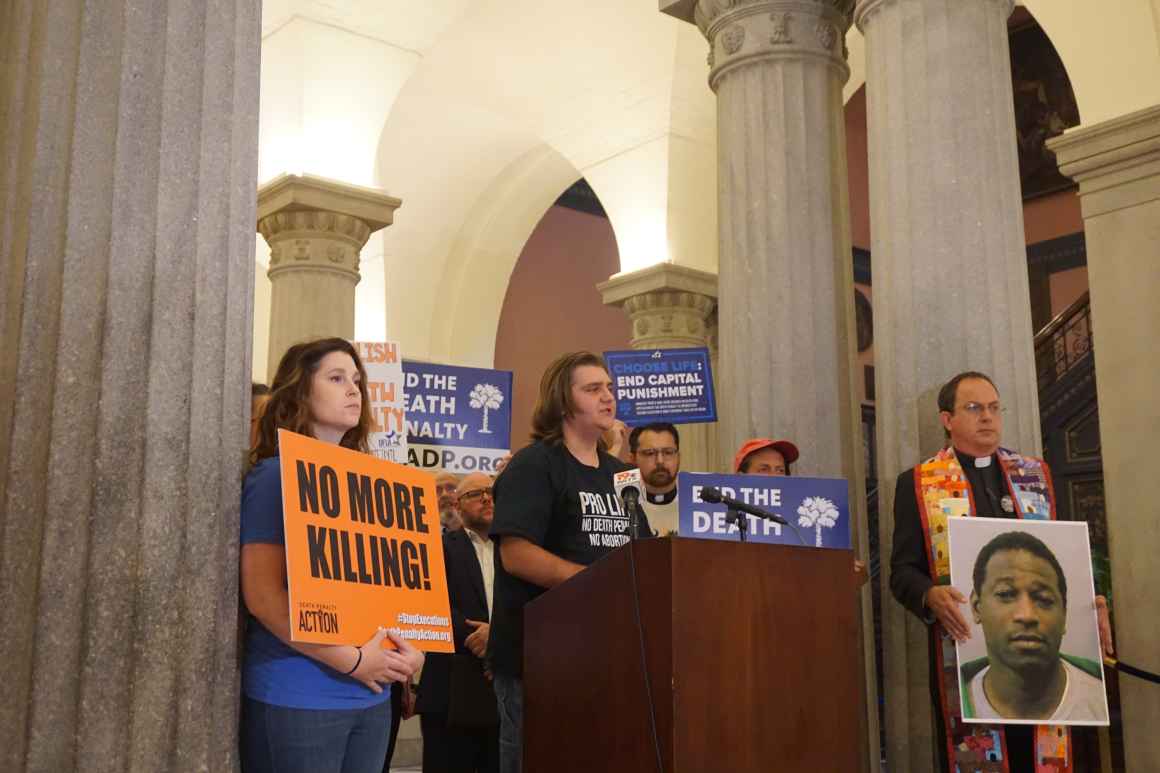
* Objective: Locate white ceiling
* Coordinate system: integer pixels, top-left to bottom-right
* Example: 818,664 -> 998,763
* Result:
262,0 -> 472,53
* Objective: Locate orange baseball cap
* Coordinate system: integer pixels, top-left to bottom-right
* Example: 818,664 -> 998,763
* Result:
732,438 -> 800,473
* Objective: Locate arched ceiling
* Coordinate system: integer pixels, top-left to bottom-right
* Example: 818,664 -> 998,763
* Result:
256,0 -> 1160,370
372,0 -> 717,362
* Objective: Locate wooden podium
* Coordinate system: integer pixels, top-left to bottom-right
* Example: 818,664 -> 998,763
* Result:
524,537 -> 861,772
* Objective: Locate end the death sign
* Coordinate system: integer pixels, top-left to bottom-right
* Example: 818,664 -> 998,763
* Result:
278,430 -> 454,652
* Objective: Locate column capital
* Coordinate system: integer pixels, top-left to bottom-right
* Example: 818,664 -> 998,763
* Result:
664,0 -> 854,88
598,262 -> 718,304
598,264 -> 717,349
257,173 -> 402,229
854,0 -> 1012,32
1048,104 -> 1160,217
256,174 -> 401,281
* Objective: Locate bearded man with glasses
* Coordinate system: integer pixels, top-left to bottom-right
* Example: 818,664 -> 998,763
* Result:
889,371 -> 1113,772
627,422 -> 681,536
414,472 -> 500,773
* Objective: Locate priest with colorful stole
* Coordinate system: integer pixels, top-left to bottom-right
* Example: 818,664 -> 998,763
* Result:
889,371 -> 1114,772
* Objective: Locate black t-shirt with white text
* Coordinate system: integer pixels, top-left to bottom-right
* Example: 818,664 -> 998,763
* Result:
486,440 -> 652,677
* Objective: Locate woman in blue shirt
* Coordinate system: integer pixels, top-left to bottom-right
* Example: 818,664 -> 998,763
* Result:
241,338 -> 424,773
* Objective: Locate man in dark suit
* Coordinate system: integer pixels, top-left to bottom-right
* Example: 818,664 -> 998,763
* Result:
890,371 -> 1113,771
415,472 -> 499,773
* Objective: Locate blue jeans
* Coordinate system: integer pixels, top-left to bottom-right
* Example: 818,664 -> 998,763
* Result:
242,695 -> 392,773
492,674 -> 523,773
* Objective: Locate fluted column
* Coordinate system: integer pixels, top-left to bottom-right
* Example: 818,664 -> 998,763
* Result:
684,0 -> 864,482
662,2 -> 875,768
704,307 -> 721,471
0,1 -> 259,771
1050,104 -> 1160,772
854,0 -> 1042,768
257,173 -> 400,375
599,264 -> 720,472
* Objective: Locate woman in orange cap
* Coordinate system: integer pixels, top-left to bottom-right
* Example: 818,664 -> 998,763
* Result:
733,437 -> 868,585
733,437 -> 799,476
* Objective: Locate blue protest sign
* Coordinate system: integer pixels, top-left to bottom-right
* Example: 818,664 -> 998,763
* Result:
603,347 -> 716,426
402,360 -> 513,474
677,472 -> 851,549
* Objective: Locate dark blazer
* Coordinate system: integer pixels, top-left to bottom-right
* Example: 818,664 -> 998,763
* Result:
890,467 -> 934,622
416,529 -> 494,720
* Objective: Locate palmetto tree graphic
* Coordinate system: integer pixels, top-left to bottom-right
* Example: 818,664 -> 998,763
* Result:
796,496 -> 840,547
469,383 -> 504,434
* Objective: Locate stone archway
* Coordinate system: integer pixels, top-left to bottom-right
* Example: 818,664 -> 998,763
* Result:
1021,0 -> 1160,126
427,144 -> 583,368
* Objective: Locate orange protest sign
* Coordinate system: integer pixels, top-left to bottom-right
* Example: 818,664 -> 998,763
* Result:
278,429 -> 453,653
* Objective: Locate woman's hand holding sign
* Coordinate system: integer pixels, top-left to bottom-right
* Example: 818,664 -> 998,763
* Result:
350,626 -> 429,691
351,628 -> 426,694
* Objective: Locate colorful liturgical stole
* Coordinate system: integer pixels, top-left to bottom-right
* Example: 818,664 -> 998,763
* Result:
915,446 -> 1071,773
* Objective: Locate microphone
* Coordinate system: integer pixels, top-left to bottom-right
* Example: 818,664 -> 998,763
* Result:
699,486 -> 789,525
613,468 -> 644,540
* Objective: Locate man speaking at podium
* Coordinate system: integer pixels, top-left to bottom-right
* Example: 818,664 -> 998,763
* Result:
485,351 -> 652,773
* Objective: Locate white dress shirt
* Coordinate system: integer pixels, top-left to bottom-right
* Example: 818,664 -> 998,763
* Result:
465,527 -> 495,616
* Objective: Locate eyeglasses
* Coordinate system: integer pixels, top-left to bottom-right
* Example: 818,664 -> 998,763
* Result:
637,448 -> 679,460
958,402 -> 1006,417
458,487 -> 493,503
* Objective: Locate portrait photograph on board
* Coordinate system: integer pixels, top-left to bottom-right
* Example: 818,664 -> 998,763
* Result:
947,517 -> 1109,726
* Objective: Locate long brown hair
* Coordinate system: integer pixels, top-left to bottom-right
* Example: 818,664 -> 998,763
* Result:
530,350 -> 609,446
249,338 -> 372,467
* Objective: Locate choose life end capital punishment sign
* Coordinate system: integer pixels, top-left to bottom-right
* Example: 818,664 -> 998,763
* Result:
603,347 -> 717,426
402,360 -> 513,474
278,430 -> 454,652
677,471 -> 852,549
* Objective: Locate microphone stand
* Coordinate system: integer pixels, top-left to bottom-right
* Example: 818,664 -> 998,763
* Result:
724,508 -> 748,543
720,501 -> 806,545
623,492 -> 641,541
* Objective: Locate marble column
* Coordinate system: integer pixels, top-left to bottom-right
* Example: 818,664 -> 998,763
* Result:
0,1 -> 259,771
854,0 -> 1042,768
1050,104 -> 1160,772
599,263 -> 720,472
257,173 -> 400,376
662,2 -> 875,768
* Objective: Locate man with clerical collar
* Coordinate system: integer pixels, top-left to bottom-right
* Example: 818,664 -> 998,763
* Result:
961,530 -> 1104,723
890,371 -> 1113,772
628,422 -> 681,536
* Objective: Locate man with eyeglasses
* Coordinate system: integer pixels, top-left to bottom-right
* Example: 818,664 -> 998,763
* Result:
415,472 -> 500,773
889,371 -> 1113,772
628,422 -> 681,536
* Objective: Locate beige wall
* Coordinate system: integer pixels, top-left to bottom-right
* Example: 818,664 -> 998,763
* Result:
846,87 -> 871,251
1048,266 -> 1089,317
1023,189 -> 1084,244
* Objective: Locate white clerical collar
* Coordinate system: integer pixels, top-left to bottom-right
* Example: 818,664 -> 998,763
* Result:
646,488 -> 678,505
954,447 -> 994,468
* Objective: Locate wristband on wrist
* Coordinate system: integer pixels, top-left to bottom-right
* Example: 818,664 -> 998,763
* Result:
344,646 -> 363,676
